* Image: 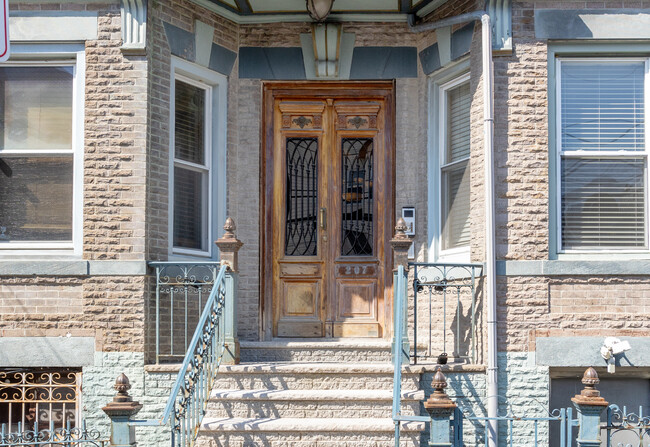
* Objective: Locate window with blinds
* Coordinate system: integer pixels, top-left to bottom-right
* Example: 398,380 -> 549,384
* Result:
559,60 -> 648,250
172,78 -> 210,253
441,80 -> 471,251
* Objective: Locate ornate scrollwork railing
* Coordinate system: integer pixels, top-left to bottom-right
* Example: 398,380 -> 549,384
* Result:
149,262 -> 220,363
0,420 -> 106,446
410,262 -> 483,364
604,404 -> 650,447
133,263 -> 229,447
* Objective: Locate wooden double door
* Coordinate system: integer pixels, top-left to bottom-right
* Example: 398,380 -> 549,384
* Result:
262,82 -> 395,339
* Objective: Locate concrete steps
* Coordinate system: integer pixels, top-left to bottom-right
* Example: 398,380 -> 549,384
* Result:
240,339 -> 393,363
208,389 -> 423,418
199,361 -> 426,446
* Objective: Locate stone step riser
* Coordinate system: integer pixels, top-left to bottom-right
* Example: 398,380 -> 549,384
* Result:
206,400 -> 421,418
241,348 -> 392,363
212,375 -> 420,391
195,433 -> 421,447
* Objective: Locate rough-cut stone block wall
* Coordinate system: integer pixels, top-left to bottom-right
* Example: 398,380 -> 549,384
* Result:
493,2 -> 549,261
85,5 -> 148,261
498,275 -> 650,352
0,276 -> 146,352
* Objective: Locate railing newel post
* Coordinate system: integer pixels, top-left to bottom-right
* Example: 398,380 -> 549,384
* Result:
215,217 -> 243,365
424,368 -> 456,447
572,367 -> 608,447
390,218 -> 411,364
102,374 -> 142,447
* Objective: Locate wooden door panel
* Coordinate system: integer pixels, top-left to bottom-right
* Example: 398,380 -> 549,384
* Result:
264,82 -> 394,340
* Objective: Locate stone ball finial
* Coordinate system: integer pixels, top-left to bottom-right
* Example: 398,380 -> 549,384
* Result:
223,217 -> 236,239
394,217 -> 408,239
113,373 -> 133,403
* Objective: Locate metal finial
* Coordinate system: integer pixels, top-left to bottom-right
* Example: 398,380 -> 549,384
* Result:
113,373 -> 132,403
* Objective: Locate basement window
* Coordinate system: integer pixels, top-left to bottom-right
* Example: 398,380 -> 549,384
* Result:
0,368 -> 82,432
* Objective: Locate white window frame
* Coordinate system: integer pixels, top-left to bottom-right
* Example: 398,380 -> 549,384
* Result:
427,59 -> 471,263
0,45 -> 85,258
168,57 -> 227,260
555,57 -> 650,255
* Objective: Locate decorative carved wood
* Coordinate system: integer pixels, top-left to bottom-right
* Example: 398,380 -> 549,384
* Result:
262,82 -> 395,339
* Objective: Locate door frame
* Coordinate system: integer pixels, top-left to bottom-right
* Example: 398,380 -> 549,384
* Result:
260,81 -> 396,340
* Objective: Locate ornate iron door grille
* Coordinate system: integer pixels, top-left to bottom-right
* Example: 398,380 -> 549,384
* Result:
341,138 -> 374,256
285,137 -> 318,256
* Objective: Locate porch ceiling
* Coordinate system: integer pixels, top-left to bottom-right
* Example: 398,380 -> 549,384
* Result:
190,0 -> 449,23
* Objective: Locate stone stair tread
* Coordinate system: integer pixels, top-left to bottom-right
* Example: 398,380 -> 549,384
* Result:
211,389 -> 424,401
218,362 -> 411,374
200,417 -> 425,432
240,338 -> 392,349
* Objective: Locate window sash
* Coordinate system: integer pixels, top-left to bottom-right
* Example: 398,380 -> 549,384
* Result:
557,58 -> 650,252
171,75 -> 212,256
439,75 -> 471,254
0,60 -> 79,250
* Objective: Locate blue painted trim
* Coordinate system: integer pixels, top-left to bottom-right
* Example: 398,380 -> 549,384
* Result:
450,23 -> 474,61
497,259 -> 650,276
419,23 -> 473,75
536,9 -> 650,40
0,261 -> 147,276
208,42 -> 237,76
163,22 -> 195,61
239,47 -> 306,79
537,336 -> 650,367
350,46 -> 417,79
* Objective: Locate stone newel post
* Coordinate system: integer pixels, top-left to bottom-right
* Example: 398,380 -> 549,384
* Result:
390,218 -> 412,363
424,369 -> 457,447
390,217 -> 412,270
215,217 -> 243,365
102,374 -> 142,447
572,367 -> 609,447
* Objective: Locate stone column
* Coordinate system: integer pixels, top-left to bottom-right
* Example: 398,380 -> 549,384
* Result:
102,374 -> 142,447
390,218 -> 412,363
572,367 -> 609,447
215,217 -> 243,365
424,369 -> 457,447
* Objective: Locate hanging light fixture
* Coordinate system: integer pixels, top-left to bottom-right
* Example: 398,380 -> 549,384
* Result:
306,0 -> 334,22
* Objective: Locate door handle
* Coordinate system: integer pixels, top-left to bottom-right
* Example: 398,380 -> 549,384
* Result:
320,208 -> 326,230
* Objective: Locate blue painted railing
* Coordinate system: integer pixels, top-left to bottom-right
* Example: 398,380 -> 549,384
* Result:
133,263 -> 230,447
604,404 -> 650,447
391,265 -> 429,447
0,420 -> 106,446
452,402 -> 576,446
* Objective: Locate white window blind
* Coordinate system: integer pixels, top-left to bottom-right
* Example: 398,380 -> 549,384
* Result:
173,79 -> 209,252
559,60 -> 648,250
442,81 -> 471,251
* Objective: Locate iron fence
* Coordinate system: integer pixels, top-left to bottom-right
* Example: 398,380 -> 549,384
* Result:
409,262 -> 483,364
604,404 -> 650,447
0,420 -> 106,447
149,262 -> 220,364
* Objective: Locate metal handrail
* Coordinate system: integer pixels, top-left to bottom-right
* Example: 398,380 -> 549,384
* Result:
132,263 -> 229,447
